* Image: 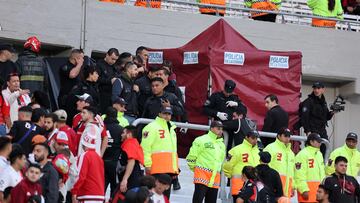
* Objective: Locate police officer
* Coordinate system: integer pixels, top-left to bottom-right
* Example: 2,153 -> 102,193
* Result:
142,77 -> 184,119
322,156 -> 360,203
223,130 -> 260,200
186,121 -> 226,203
141,106 -> 178,199
325,132 -> 360,177
204,80 -> 247,152
262,94 -> 289,147
295,133 -> 325,203
263,127 -> 295,199
300,82 -> 334,156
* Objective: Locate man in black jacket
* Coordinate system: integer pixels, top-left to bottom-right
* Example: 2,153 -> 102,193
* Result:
256,151 -> 283,202
0,44 -> 17,87
300,82 -> 334,156
322,156 -> 360,203
97,48 -> 120,113
262,94 -> 289,147
142,77 -> 184,120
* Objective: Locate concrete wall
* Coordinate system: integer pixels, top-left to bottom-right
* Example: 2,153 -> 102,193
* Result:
1,0 -> 359,149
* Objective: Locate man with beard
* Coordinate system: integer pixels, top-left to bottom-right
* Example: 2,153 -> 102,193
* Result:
44,113 -> 58,139
32,141 -> 59,202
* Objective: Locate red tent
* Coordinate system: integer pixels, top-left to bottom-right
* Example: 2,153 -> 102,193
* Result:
149,19 -> 302,157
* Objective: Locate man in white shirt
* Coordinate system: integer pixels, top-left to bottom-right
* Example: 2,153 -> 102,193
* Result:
1,73 -> 31,124
0,144 -> 27,201
78,106 -> 102,156
0,137 -> 12,173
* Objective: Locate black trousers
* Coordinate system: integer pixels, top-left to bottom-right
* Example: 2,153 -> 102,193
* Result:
253,14 -> 277,22
104,160 -> 118,196
192,183 -> 218,203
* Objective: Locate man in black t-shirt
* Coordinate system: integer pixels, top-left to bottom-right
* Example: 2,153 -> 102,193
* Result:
0,44 -> 17,87
58,49 -> 84,109
9,106 -> 45,155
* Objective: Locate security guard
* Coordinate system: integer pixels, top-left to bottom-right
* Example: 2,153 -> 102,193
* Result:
204,79 -> 247,152
244,0 -> 281,22
295,133 -> 325,203
325,132 -> 360,177
263,127 -> 295,199
300,81 -> 334,157
141,106 -> 178,198
186,121 -> 226,203
223,130 -> 260,200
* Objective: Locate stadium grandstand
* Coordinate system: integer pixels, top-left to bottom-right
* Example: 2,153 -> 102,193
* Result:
1,0 -> 360,202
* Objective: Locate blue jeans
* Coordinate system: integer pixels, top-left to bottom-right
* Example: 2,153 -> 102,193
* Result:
0,124 -> 6,136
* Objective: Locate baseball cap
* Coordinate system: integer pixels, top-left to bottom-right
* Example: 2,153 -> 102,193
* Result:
259,151 -> 271,163
307,133 -> 323,143
54,109 -> 67,122
210,120 -> 224,128
160,106 -> 173,115
277,127 -> 291,137
0,44 -> 15,53
224,80 -> 236,93
81,132 -> 97,149
153,174 -> 172,185
31,135 -> 47,145
76,93 -> 93,104
312,81 -> 325,88
54,131 -> 69,145
112,97 -> 127,105
346,132 -> 358,141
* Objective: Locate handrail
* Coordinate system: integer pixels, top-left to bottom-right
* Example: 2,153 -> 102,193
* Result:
132,118 -> 331,202
159,0 -> 360,29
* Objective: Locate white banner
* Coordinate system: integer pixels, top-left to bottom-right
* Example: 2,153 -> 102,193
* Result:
148,51 -> 163,64
269,55 -> 289,69
224,52 -> 245,65
183,51 -> 199,64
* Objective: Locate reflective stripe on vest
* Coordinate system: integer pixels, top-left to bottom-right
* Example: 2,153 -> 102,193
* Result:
20,75 -> 44,82
251,1 -> 277,17
297,181 -> 320,202
150,151 -> 178,174
311,18 -> 336,28
134,0 -> 161,8
194,166 -> 221,188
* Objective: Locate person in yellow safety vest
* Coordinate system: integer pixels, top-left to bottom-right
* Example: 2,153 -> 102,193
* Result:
141,106 -> 178,199
223,130 -> 260,201
134,0 -> 161,9
186,121 -> 226,203
307,0 -> 343,28
198,0 -> 226,16
325,132 -> 360,177
263,127 -> 295,200
244,0 -> 281,22
295,133 -> 325,203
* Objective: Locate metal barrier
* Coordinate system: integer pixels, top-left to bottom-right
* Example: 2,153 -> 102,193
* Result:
132,118 -> 331,202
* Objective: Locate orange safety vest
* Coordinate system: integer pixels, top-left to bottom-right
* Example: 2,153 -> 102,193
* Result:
250,1 -> 277,18
199,0 -> 226,14
99,0 -> 126,3
194,166 -> 221,188
134,0 -> 161,8
297,181 -> 321,203
311,18 -> 336,28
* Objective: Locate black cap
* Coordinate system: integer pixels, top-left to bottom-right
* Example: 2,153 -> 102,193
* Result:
153,174 -> 172,185
224,80 -> 236,93
307,133 -> 323,143
346,132 -> 358,141
210,120 -> 224,128
0,44 -> 15,53
312,81 -> 324,88
112,97 -> 127,105
160,106 -> 173,115
277,127 -> 291,137
247,130 -> 260,138
259,151 -> 271,163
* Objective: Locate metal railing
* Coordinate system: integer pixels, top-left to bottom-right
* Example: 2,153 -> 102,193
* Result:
132,118 -> 331,202
134,0 -> 360,31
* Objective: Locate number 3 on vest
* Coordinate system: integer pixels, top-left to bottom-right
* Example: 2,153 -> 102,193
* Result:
159,130 -> 165,139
